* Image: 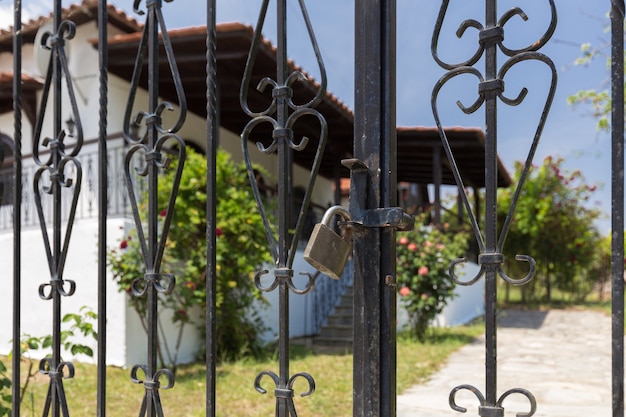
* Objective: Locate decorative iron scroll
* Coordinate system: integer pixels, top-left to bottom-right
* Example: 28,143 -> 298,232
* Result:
431,1 -> 557,416
241,0 -> 328,415
31,6 -> 83,415
123,1 -> 187,416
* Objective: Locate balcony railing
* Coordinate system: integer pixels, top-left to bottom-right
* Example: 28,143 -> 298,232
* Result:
0,145 -> 133,230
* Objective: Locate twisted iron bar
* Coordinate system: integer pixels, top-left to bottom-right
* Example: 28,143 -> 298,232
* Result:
123,1 -> 187,415
240,1 -> 327,415
431,1 -> 557,415
31,5 -> 84,415
10,2 -> 20,414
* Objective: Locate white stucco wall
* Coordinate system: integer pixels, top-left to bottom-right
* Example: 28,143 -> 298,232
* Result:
0,218 -> 128,366
0,215 -> 202,368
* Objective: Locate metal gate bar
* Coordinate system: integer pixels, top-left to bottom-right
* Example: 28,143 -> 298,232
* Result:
205,0 -> 218,415
611,1 -> 625,417
352,0 -> 398,416
97,0 -> 109,415
11,0 -> 23,415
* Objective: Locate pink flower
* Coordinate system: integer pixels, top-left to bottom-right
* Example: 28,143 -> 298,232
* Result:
399,287 -> 411,297
436,243 -> 444,250
399,236 -> 409,246
418,266 -> 429,276
424,241 -> 433,248
407,243 -> 418,252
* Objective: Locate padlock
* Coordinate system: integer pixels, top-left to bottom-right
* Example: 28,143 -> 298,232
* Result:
303,205 -> 352,280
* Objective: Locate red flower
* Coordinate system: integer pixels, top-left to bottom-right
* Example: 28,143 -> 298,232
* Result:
399,287 -> 411,297
418,266 -> 429,276
407,243 -> 418,252
175,309 -> 188,320
159,209 -> 167,217
120,240 -> 128,249
215,227 -> 223,237
184,281 -> 196,291
399,236 -> 409,246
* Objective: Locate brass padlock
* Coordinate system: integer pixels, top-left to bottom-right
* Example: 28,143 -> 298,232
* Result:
303,205 -> 352,280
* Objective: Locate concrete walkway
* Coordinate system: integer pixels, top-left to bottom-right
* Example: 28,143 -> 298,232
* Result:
397,309 -> 613,417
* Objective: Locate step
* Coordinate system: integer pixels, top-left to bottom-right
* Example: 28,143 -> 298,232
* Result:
312,336 -> 353,354
333,305 -> 352,317
326,313 -> 352,326
318,324 -> 352,339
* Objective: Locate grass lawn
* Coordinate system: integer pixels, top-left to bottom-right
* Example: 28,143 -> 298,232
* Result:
6,324 -> 483,416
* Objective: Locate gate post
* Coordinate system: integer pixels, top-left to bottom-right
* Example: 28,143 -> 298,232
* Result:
352,1 -> 397,416
610,2 -> 625,416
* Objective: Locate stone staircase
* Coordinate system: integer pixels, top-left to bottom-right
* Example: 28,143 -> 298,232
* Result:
312,285 -> 353,353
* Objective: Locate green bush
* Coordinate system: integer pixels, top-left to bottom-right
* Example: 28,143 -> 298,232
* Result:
396,217 -> 469,341
108,148 -> 273,363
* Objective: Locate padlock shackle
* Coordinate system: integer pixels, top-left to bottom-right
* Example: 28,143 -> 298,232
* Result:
321,205 -> 351,226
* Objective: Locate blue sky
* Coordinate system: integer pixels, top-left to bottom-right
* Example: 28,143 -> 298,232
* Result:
0,0 -> 615,233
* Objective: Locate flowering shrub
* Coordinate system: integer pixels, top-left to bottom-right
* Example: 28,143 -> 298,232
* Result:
108,148 -> 272,363
396,217 -> 469,341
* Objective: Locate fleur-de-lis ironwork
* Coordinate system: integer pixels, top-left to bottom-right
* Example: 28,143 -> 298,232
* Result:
131,365 -> 175,417
123,1 -> 187,415
31,8 -> 84,416
431,1 -> 557,415
39,359 -> 75,417
240,0 -> 327,415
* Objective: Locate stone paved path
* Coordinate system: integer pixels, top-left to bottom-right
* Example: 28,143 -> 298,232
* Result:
397,309 -> 612,417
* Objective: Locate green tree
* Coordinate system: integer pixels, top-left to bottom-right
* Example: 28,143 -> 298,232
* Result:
108,148 -> 273,363
497,156 -> 603,302
567,41 -> 614,131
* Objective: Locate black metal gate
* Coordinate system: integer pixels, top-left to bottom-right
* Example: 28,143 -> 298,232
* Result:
6,0 -> 626,417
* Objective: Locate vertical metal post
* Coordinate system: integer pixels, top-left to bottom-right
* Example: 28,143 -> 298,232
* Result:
275,3 -> 291,413
11,0 -> 22,415
97,1 -> 109,416
611,2 -> 625,416
146,7 -> 159,416
483,1 -> 499,407
52,5 -> 64,414
353,0 -> 397,416
205,0 -> 218,415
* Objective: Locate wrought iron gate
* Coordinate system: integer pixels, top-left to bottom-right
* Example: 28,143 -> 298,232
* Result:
6,1 -> 626,417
